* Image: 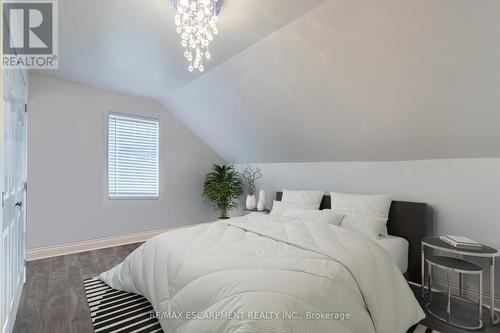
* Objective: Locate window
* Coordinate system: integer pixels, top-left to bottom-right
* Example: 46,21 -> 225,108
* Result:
108,113 -> 159,199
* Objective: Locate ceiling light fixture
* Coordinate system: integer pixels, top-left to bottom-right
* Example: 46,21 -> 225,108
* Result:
172,0 -> 221,73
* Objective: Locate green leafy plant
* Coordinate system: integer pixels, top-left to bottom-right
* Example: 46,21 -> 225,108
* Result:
202,164 -> 243,219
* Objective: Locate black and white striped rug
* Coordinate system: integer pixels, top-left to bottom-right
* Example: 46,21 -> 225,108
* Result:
84,277 -> 439,333
84,277 -> 163,333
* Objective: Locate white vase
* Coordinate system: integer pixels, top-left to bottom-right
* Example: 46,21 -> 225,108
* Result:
246,194 -> 256,210
257,190 -> 266,211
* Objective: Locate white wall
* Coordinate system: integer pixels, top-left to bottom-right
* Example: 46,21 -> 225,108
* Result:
27,74 -> 224,249
235,159 -> 500,302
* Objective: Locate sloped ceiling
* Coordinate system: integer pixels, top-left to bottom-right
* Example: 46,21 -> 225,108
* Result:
37,0 -> 500,162
38,0 -> 325,99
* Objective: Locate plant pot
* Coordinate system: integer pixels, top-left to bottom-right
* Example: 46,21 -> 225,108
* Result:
246,194 -> 256,210
257,190 -> 266,211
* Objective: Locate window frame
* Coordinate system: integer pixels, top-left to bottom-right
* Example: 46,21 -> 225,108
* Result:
107,111 -> 160,200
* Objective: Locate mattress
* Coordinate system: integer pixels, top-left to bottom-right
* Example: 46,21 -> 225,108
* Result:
375,235 -> 409,274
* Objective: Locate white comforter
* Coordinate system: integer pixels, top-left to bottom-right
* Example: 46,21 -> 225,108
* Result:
100,213 -> 424,333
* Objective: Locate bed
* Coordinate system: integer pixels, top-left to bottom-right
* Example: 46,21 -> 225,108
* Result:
100,193 -> 427,333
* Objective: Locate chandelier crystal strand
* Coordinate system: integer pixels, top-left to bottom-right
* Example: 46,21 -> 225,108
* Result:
174,0 -> 219,72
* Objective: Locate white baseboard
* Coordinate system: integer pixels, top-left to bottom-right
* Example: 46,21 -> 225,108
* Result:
26,222 -> 208,261
409,279 -> 500,312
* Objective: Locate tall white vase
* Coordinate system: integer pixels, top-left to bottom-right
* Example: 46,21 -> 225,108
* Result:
257,190 -> 266,211
246,194 -> 256,210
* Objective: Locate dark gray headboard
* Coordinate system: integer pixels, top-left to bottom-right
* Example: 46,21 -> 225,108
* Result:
275,192 -> 427,284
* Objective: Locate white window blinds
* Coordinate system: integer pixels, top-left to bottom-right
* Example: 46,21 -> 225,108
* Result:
108,113 -> 159,199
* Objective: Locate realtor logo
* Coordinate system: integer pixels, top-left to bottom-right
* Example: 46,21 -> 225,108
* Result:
3,0 -> 58,69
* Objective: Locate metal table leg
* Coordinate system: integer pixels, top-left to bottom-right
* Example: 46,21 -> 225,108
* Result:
428,261 -> 432,302
447,270 -> 451,322
479,271 -> 483,322
421,244 -> 425,298
491,257 -> 499,325
459,272 -> 462,297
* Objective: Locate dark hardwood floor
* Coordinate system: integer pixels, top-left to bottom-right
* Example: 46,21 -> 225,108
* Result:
13,243 -> 499,333
13,243 -> 142,333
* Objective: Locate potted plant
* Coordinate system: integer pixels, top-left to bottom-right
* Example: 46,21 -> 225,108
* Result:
202,164 -> 243,219
242,165 -> 262,210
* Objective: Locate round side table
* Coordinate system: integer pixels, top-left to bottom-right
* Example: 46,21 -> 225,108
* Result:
425,255 -> 483,330
421,237 -> 499,326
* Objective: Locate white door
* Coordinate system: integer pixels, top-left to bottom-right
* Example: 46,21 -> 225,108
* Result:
0,68 -> 28,333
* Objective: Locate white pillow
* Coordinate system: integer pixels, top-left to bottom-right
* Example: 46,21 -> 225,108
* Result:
341,214 -> 388,240
269,200 -> 317,219
281,208 -> 345,225
330,192 -> 392,235
281,190 -> 324,209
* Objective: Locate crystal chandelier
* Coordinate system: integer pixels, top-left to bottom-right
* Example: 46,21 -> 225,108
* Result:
172,0 -> 221,72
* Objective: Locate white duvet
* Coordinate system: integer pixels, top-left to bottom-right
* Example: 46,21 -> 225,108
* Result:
100,213 -> 424,333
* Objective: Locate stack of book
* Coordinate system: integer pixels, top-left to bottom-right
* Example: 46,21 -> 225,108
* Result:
440,235 -> 483,249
